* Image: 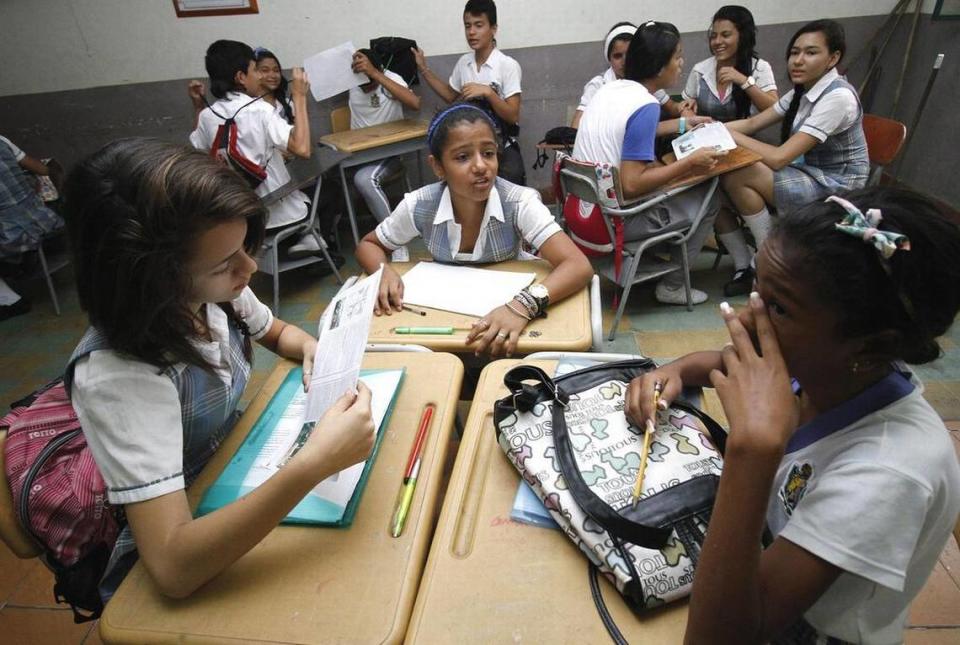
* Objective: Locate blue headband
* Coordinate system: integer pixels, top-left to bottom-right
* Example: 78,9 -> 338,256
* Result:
426,104 -> 498,151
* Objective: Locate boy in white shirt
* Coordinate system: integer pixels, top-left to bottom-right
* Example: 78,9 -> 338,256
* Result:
347,49 -> 421,226
412,0 -> 526,185
188,40 -> 313,240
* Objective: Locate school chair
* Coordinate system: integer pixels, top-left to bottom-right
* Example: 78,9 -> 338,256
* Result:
33,231 -> 70,316
862,114 -> 907,186
0,429 -> 42,559
558,156 -> 718,340
257,152 -> 346,314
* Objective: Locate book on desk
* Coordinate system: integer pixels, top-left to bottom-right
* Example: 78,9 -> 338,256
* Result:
198,366 -> 404,527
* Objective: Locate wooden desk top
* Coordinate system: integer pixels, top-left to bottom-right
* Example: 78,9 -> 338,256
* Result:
406,359 -> 689,644
663,145 -> 761,191
319,118 -> 429,153
100,352 -> 464,645
366,260 -> 592,354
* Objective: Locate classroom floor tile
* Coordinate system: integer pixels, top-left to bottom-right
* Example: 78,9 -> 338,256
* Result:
0,606 -> 96,645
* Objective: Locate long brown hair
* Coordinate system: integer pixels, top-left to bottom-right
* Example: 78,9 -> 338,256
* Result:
64,138 -> 266,370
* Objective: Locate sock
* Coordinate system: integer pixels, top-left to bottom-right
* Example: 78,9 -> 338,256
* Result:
742,207 -> 773,248
0,277 -> 21,306
718,231 -> 752,272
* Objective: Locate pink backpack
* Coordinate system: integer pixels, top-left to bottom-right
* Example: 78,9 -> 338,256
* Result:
1,379 -> 120,622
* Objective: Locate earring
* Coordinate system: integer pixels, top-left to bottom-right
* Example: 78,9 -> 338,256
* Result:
850,361 -> 860,374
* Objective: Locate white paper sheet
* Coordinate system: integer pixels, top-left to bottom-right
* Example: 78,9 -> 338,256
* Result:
303,41 -> 369,102
239,369 -> 404,508
671,121 -> 737,159
400,262 -> 535,317
305,267 -> 383,422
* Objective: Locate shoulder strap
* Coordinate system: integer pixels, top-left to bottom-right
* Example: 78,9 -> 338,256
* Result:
202,93 -> 266,122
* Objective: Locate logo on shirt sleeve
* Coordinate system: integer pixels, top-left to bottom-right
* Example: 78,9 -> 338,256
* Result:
779,462 -> 814,516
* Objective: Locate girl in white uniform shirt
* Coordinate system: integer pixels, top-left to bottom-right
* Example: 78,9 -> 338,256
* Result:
64,139 -> 374,603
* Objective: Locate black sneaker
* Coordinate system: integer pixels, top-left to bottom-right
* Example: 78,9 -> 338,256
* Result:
723,267 -> 755,297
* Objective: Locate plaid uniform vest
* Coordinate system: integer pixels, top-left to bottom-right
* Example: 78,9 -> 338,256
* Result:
792,77 -> 869,178
64,314 -> 250,599
411,177 -> 525,264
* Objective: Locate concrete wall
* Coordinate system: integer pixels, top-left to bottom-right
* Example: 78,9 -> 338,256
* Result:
0,2 -> 956,206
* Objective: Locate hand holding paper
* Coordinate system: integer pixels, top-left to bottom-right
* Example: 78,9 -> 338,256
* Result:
672,121 -> 737,160
303,41 -> 369,102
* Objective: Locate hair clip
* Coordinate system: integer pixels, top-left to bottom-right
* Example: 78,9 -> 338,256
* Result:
253,46 -> 268,56
827,195 -> 911,261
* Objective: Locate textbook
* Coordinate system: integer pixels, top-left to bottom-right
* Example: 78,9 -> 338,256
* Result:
198,366 -> 404,527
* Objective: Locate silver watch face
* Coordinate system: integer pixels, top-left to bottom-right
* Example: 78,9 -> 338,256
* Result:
529,284 -> 549,300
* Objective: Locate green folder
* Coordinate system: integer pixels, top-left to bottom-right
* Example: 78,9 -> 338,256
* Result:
197,367 -> 404,527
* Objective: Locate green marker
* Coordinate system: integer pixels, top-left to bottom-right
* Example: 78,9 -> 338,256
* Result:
392,326 -> 471,335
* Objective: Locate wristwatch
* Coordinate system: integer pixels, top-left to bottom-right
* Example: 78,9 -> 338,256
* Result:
740,75 -> 756,90
525,283 -> 550,314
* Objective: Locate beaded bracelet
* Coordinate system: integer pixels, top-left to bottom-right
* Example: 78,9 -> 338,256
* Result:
506,300 -> 533,320
514,290 -> 541,318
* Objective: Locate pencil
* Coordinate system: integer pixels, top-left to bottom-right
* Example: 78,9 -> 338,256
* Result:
631,380 -> 662,509
402,304 -> 427,316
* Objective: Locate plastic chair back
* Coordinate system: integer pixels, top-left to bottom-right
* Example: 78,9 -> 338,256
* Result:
862,114 -> 907,186
331,106 -> 351,134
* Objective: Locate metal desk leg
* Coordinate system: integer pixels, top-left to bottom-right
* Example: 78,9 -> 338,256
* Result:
340,163 -> 359,246
416,149 -> 424,187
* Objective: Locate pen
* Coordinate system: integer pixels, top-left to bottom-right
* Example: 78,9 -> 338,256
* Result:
390,403 -> 435,537
631,380 -> 662,509
402,304 -> 427,316
391,326 -> 472,335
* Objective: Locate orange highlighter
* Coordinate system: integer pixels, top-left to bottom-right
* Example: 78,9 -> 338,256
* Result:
390,403 -> 436,537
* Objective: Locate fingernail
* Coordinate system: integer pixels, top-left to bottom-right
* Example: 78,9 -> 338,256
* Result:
658,399 -> 668,410
719,301 -> 733,316
750,291 -> 761,307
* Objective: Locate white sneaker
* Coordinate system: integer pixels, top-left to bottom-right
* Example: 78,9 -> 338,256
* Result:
655,282 -> 708,306
288,234 -> 322,259
390,246 -> 410,263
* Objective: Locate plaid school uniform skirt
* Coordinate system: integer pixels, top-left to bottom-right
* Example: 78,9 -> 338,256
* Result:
772,161 -> 868,214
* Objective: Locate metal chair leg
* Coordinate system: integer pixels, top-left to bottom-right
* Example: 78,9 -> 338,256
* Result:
312,230 -> 344,285
607,251 -> 644,341
680,243 -> 693,312
340,164 -> 360,246
271,240 -> 280,315
36,243 -> 60,316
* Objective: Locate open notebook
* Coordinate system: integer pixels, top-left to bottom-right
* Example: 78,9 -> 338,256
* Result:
198,367 -> 404,527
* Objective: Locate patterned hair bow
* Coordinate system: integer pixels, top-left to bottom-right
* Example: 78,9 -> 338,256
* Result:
828,195 -> 911,260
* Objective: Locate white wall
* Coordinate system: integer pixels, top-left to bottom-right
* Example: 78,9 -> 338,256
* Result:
0,0 -> 916,96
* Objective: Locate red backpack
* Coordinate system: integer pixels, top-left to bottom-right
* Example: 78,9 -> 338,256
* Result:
1,379 -> 120,623
204,94 -> 268,189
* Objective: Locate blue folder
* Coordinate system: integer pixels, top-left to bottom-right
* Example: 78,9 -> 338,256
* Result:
198,367 -> 404,527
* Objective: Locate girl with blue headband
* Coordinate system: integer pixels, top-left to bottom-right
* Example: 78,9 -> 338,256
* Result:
354,103 -> 592,358
625,186 -> 960,644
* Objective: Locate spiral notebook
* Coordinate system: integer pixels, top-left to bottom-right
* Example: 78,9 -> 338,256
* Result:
198,366 -> 404,527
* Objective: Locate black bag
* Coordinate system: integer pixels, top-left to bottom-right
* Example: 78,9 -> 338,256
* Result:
533,126 -> 577,169
369,37 -> 420,86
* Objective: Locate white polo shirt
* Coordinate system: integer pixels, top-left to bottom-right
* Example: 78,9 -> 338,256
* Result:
682,56 -> 777,112
578,67 -> 669,112
774,68 -> 859,142
349,69 -> 408,129
189,92 -> 307,229
572,79 -> 659,166
375,183 -> 561,261
449,47 -> 522,100
72,288 -> 273,505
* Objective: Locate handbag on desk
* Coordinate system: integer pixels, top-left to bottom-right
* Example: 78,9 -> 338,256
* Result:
493,361 -> 726,635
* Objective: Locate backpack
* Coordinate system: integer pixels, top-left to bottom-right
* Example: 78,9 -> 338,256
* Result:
204,94 -> 269,189
369,36 -> 420,86
1,379 -> 121,623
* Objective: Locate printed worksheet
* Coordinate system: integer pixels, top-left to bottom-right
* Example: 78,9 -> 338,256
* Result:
672,121 -> 736,159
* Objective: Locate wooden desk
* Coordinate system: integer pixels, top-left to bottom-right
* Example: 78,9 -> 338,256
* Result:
319,119 -> 430,246
366,260 -> 592,354
406,359 -> 689,643
100,352 -> 464,645
663,145 -> 761,191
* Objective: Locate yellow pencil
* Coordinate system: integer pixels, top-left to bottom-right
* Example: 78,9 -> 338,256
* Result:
631,381 -> 662,508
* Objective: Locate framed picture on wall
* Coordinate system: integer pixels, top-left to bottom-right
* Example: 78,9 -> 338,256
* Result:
933,0 -> 960,20
173,0 -> 259,18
